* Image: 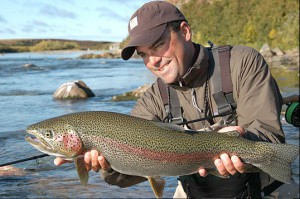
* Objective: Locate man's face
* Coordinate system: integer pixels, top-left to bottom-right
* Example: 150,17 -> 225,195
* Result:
136,22 -> 193,84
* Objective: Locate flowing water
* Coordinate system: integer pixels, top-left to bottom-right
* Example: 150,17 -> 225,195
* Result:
0,51 -> 298,198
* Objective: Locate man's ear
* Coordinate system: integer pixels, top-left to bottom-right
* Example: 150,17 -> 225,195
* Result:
180,21 -> 192,41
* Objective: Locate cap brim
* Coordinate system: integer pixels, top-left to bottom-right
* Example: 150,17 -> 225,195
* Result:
121,24 -> 167,60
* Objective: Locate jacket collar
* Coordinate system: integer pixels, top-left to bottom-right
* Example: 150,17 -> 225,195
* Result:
170,43 -> 210,90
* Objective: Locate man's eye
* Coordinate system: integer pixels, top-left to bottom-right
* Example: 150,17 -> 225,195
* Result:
154,42 -> 164,49
138,52 -> 146,58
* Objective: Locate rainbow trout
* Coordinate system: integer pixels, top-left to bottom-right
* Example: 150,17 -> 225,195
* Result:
25,111 -> 299,198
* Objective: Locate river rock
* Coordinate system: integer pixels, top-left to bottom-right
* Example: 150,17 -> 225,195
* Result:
112,84 -> 150,101
53,80 -> 95,100
23,63 -> 38,68
0,165 -> 27,176
260,44 -> 274,57
272,47 -> 284,56
77,51 -> 121,59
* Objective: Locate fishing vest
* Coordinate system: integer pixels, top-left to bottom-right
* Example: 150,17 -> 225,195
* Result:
158,42 -> 236,125
157,42 -> 283,198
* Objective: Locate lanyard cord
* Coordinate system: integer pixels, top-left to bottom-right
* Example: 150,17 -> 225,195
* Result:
176,110 -> 236,126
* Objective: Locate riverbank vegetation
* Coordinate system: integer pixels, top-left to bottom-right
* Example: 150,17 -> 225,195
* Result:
179,0 -> 299,51
0,39 -> 113,53
121,0 -> 299,51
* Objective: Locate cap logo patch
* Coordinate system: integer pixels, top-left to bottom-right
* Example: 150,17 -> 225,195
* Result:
130,16 -> 138,30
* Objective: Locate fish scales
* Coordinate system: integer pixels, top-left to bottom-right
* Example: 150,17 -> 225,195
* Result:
25,111 -> 299,185
35,112 -> 248,154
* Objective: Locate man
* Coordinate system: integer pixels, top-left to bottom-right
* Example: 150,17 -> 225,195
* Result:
55,1 -> 285,198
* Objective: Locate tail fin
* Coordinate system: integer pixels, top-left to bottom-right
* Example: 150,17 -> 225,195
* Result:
256,143 -> 299,184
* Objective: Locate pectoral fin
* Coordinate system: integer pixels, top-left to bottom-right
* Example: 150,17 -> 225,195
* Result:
74,156 -> 89,186
147,176 -> 165,198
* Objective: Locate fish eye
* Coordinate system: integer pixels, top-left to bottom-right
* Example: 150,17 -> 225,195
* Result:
44,130 -> 53,138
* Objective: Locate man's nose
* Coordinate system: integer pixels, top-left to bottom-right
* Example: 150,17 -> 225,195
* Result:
149,55 -> 162,67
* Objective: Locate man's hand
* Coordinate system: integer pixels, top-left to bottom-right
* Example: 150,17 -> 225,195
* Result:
54,150 -> 111,172
199,126 -> 246,177
199,154 -> 246,177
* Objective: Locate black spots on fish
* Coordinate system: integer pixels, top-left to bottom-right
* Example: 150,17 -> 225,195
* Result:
249,142 -> 273,161
47,125 -> 83,156
80,134 -> 86,139
53,136 -> 59,141
65,129 -> 82,154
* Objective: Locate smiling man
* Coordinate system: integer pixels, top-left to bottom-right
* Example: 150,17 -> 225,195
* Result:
55,1 -> 286,198
136,22 -> 194,84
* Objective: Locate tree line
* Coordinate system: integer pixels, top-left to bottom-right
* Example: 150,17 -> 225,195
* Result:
0,39 -> 112,53
180,0 -> 299,50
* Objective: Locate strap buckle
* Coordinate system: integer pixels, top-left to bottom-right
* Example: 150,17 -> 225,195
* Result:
218,103 -> 233,116
170,117 -> 184,124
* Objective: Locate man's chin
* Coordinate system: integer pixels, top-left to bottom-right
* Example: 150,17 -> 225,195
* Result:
159,77 -> 177,84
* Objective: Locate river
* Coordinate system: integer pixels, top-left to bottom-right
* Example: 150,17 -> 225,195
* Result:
0,51 -> 298,198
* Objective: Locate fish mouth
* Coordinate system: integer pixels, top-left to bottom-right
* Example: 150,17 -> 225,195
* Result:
25,130 -> 54,153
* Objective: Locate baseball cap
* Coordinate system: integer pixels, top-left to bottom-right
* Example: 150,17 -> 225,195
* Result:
121,1 -> 187,60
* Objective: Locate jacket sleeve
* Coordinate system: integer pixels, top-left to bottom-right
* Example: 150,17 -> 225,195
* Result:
131,82 -> 167,121
101,169 -> 148,188
101,82 -> 165,187
231,46 -> 284,143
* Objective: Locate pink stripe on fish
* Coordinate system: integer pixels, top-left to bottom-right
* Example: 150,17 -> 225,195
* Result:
93,136 -> 220,163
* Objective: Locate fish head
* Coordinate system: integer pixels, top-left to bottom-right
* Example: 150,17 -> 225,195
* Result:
25,122 -> 83,159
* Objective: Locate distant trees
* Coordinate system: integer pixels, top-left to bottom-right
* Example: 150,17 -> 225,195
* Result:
0,44 -> 29,53
180,0 -> 299,50
0,40 -> 79,53
30,40 -> 80,51
0,39 -> 112,53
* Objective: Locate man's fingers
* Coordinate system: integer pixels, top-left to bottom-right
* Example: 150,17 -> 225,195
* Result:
55,150 -> 110,173
199,154 -> 245,178
220,154 -> 236,175
231,155 -> 245,173
84,150 -> 109,172
91,150 -> 100,172
98,156 -> 110,171
54,157 -> 72,166
84,151 -> 92,171
54,158 -> 62,166
218,126 -> 245,136
198,167 -> 208,177
214,158 -> 229,176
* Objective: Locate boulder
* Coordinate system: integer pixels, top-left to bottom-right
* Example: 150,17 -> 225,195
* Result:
112,84 -> 150,101
77,51 -> 121,59
0,165 -> 27,176
23,63 -> 39,69
260,44 -> 274,57
53,80 -> 95,100
272,47 -> 284,56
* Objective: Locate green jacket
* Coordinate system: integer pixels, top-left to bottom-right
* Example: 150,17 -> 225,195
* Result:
102,44 -> 284,195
